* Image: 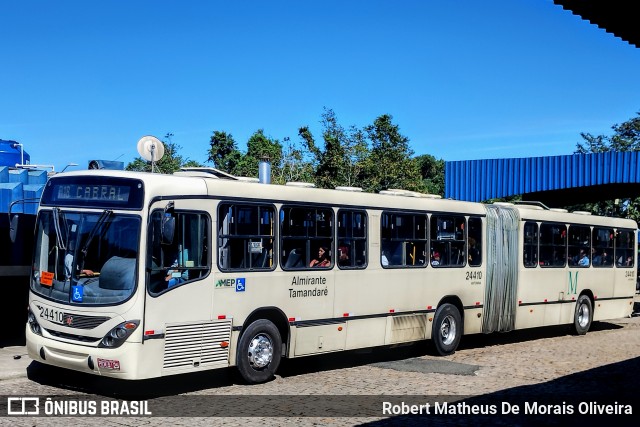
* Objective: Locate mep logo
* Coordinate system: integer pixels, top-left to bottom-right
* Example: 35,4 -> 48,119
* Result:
6,397 -> 39,415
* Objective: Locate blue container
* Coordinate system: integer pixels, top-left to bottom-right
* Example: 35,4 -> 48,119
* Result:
0,182 -> 23,213
28,169 -> 48,185
0,140 -> 30,167
9,168 -> 29,185
23,184 -> 45,214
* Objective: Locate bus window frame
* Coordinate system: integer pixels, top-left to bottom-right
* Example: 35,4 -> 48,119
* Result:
381,210 -> 428,269
147,208 -> 212,296
280,204 -> 334,271
336,208 -> 368,270
216,202 -> 277,272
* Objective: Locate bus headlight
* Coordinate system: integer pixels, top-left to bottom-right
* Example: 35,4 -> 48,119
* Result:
27,308 -> 42,336
98,320 -> 140,348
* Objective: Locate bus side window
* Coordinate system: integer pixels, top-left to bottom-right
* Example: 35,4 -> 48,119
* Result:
281,205 -> 333,270
430,214 -> 466,268
523,221 -> 538,268
149,210 -> 210,295
468,216 -> 482,267
218,203 -> 275,272
337,209 -> 368,269
381,212 -> 427,268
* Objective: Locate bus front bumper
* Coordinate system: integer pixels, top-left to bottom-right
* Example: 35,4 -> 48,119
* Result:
26,325 -> 141,380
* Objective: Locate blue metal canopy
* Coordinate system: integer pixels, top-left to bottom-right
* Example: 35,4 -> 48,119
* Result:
445,151 -> 640,205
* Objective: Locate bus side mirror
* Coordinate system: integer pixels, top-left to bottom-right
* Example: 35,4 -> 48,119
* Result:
9,214 -> 19,243
161,214 -> 175,245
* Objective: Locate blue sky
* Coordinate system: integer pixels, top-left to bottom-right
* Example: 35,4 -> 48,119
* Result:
1,1 -> 639,173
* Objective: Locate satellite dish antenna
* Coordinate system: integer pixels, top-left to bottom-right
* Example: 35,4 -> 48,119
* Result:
136,136 -> 165,173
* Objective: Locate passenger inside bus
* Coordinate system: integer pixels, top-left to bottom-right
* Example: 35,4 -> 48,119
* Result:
310,246 -> 330,267
431,251 -> 441,266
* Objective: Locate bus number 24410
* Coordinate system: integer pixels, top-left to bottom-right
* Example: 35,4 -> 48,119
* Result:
466,271 -> 483,281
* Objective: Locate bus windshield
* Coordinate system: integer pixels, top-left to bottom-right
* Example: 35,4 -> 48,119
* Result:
31,210 -> 141,305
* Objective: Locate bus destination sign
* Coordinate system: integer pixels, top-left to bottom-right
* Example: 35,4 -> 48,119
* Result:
56,184 -> 130,202
42,176 -> 145,209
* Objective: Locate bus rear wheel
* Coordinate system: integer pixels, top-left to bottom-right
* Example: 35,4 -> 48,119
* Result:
432,303 -> 462,356
236,319 -> 282,384
572,295 -> 593,335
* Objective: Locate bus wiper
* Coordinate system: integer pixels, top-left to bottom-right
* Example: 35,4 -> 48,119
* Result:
52,207 -> 68,250
80,210 -> 113,259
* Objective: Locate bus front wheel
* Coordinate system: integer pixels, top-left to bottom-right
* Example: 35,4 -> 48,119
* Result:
432,303 -> 462,356
236,319 -> 282,384
572,295 -> 593,335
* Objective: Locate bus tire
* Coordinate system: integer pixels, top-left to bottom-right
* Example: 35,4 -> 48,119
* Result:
572,295 -> 593,335
432,303 -> 462,356
236,319 -> 282,384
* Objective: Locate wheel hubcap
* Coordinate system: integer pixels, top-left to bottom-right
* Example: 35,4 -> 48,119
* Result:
578,303 -> 590,328
247,333 -> 273,369
440,314 -> 457,346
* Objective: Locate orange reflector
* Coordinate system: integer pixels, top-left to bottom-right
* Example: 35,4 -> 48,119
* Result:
220,341 -> 229,348
338,327 -> 343,331
124,322 -> 137,330
218,315 -> 226,319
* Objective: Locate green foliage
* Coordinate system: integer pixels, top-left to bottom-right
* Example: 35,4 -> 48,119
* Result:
573,112 -> 640,221
206,131 -> 242,173
277,136 -> 315,185
415,154 -> 445,196
125,112 -> 447,197
362,114 -> 425,193
236,129 -> 283,178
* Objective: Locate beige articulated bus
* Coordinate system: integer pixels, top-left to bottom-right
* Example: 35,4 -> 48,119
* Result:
24,168 -> 637,383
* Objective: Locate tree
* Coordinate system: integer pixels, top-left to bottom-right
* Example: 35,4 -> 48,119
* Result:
573,112 -> 640,221
362,114 -> 425,193
233,129 -> 283,179
298,108 -> 370,189
415,154 -> 445,196
206,131 -> 242,173
126,133 -> 202,174
277,136 -> 315,184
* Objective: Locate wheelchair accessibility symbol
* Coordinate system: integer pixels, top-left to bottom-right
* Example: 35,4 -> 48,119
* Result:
235,278 -> 246,292
71,285 -> 84,302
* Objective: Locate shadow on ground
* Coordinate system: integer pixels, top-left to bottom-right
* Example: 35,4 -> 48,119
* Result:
360,356 -> 640,426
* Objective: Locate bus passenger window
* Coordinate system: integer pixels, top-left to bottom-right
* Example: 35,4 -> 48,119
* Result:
615,229 -> 635,267
568,225 -> 590,267
468,217 -> 482,267
430,214 -> 466,268
281,205 -> 333,270
337,209 -> 367,269
539,223 -> 566,268
523,222 -> 538,268
149,210 -> 209,295
381,212 -> 427,268
592,227 -> 613,268
218,203 -> 275,272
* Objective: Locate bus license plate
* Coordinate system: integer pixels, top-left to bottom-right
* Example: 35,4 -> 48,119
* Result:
38,306 -> 65,325
97,359 -> 121,370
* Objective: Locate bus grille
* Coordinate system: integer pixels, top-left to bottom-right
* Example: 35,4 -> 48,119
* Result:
163,320 -> 232,369
62,314 -> 110,330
